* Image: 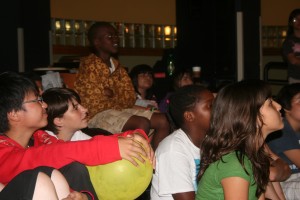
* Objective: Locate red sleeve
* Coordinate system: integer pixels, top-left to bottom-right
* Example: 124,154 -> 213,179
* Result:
0,135 -> 121,184
33,130 -> 61,146
117,129 -> 149,142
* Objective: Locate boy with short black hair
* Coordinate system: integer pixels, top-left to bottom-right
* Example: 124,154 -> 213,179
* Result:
74,22 -> 170,150
0,71 -> 153,199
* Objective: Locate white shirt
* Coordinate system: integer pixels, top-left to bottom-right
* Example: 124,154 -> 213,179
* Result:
150,129 -> 200,200
46,130 -> 91,141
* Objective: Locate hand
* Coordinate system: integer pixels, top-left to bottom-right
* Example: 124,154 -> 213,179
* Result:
104,87 -> 114,98
118,133 -> 155,167
131,132 -> 156,169
62,191 -> 88,200
148,100 -> 158,109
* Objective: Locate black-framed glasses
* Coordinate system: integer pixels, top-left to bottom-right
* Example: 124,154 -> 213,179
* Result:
22,96 -> 43,104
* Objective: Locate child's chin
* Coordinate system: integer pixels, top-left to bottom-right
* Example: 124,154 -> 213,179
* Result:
40,121 -> 48,128
80,123 -> 88,129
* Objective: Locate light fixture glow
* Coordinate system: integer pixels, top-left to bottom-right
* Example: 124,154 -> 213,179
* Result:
164,26 -> 171,36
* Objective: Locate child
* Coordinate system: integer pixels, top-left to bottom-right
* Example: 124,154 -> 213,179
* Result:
151,85 -> 214,199
196,79 -> 283,199
39,87 -> 92,141
129,64 -> 158,110
74,22 -> 170,150
159,68 -> 194,113
282,9 -> 300,83
0,72 -> 153,199
267,83 -> 300,199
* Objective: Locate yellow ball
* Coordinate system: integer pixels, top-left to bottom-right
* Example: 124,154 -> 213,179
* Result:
87,156 -> 153,200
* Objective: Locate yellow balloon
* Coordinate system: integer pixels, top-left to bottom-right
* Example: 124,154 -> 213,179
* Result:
87,156 -> 153,200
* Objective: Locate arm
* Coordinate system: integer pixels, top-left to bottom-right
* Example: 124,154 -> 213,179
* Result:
282,38 -> 300,66
0,135 -> 120,184
112,67 -> 136,108
74,56 -> 118,117
172,192 -> 195,200
265,144 -> 291,181
265,182 -> 286,200
221,177 -> 249,200
283,149 -> 300,169
286,53 -> 300,66
0,129 -> 151,184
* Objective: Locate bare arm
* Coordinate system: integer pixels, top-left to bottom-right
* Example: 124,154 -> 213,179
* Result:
284,149 -> 300,168
265,182 -> 286,200
172,191 -> 195,200
265,145 -> 291,181
221,177 -> 249,200
287,53 -> 300,66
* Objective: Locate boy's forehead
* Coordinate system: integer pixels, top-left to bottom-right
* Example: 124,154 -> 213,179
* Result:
97,26 -> 116,34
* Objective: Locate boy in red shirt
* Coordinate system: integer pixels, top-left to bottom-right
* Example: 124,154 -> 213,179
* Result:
0,72 -> 153,199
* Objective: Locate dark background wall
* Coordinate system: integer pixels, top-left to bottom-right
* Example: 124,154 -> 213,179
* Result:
0,0 -> 50,73
176,0 -> 260,89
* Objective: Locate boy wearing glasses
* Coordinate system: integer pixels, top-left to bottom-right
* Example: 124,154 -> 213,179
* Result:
0,72 -> 153,199
74,22 -> 170,150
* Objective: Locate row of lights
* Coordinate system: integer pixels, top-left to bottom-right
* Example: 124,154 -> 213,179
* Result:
51,18 -> 177,48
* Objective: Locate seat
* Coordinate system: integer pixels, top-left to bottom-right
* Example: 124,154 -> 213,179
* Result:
60,73 -> 77,89
263,62 -> 288,95
264,62 -> 288,84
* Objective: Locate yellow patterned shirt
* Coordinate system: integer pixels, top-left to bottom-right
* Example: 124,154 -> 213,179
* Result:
74,54 -> 136,118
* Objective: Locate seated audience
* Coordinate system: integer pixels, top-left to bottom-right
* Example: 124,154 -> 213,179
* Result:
129,64 -> 158,110
267,83 -> 300,199
74,22 -> 170,150
0,72 -> 153,200
151,85 -> 214,199
196,80 -> 283,199
159,68 -> 193,113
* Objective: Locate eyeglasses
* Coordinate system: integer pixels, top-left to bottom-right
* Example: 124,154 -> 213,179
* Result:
104,34 -> 119,40
293,17 -> 300,23
22,96 -> 43,104
138,72 -> 153,77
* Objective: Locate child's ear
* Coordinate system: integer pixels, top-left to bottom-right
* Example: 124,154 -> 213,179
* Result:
7,110 -> 21,122
53,117 -> 64,127
183,111 -> 194,122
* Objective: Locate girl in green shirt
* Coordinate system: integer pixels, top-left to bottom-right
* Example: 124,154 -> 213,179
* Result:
196,80 -> 283,200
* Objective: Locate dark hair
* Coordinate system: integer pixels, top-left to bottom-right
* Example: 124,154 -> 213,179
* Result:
129,64 -> 155,100
0,72 -> 38,133
172,68 -> 193,90
287,9 -> 300,36
168,85 -> 208,128
198,79 -> 272,197
276,83 -> 300,116
42,88 -> 81,134
20,72 -> 42,93
87,21 -> 116,53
